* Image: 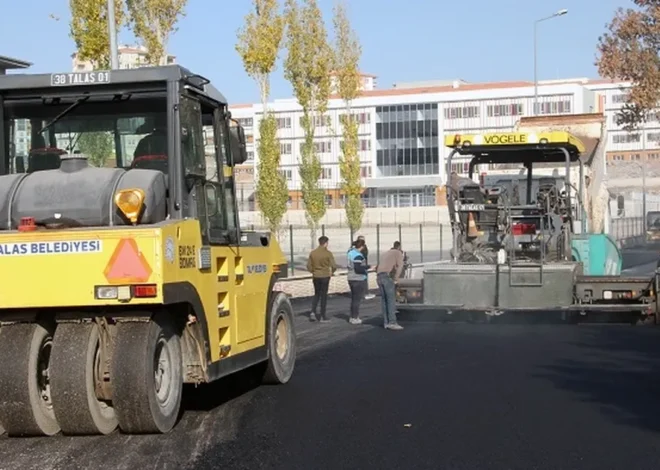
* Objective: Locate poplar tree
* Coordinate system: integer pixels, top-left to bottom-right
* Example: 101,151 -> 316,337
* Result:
236,0 -> 289,234
126,0 -> 187,65
69,0 -> 125,68
283,0 -> 333,235
69,0 -> 121,164
333,1 -> 364,232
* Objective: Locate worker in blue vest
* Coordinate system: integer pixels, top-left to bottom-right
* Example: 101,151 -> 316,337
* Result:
347,238 -> 369,324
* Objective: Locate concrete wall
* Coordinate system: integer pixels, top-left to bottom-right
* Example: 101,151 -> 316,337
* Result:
240,206 -> 450,229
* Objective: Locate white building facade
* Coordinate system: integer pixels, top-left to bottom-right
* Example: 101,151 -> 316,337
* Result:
71,45 -> 176,72
230,76 -> 606,208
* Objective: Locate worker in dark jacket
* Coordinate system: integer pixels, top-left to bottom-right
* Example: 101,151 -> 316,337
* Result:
347,238 -> 369,324
351,235 -> 375,300
307,236 -> 336,322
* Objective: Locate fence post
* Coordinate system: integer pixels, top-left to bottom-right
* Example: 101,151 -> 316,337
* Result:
376,224 -> 381,265
398,224 -> 402,244
440,223 -> 443,261
322,224 -> 325,237
289,224 -> 295,276
419,223 -> 424,263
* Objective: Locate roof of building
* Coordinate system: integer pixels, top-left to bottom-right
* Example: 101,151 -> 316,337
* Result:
0,55 -> 31,70
228,77 -> 630,110
71,46 -> 177,59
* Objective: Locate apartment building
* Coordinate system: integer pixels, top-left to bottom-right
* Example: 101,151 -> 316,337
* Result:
585,80 -> 660,163
230,75 -> 598,208
71,45 -> 176,72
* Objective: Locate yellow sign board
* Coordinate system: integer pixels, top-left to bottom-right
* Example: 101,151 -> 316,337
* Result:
444,130 -> 586,154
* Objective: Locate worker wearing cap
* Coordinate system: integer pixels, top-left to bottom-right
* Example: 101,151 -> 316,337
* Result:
350,235 -> 375,300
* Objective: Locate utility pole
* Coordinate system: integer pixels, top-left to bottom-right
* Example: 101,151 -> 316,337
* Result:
533,9 -> 568,116
107,0 -> 119,69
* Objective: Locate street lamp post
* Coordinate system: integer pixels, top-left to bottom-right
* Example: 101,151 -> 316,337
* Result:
107,0 -> 119,69
533,9 -> 568,116
636,160 -> 647,230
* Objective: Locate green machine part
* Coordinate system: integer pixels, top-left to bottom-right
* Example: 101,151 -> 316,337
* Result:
571,234 -> 622,276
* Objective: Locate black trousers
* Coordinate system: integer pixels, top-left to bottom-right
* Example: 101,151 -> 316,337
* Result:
311,277 -> 331,319
348,280 -> 367,319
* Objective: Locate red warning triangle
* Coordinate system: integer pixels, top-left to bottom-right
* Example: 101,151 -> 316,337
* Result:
104,238 -> 152,283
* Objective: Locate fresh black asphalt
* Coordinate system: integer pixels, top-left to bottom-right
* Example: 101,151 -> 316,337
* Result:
3,295 -> 660,470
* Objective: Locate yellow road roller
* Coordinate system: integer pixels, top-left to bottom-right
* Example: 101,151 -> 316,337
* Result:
0,65 -> 295,436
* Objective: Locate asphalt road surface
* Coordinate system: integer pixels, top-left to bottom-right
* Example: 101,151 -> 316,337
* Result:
4,293 -> 660,470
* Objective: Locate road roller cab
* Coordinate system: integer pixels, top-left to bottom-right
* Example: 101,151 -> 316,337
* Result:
0,66 -> 296,437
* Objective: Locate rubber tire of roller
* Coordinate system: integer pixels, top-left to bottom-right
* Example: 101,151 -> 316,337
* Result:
111,315 -> 183,434
0,322 -> 60,436
262,292 -> 297,385
50,323 -> 118,435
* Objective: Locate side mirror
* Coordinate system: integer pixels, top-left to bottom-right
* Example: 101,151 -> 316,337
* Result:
228,119 -> 248,166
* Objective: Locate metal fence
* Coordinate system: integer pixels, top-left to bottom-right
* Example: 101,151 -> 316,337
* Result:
271,216 -> 647,277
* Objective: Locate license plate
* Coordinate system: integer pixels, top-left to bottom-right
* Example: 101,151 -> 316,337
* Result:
456,204 -> 485,211
50,71 -> 111,86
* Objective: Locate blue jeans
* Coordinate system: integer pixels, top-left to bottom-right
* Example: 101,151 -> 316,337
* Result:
377,273 -> 397,325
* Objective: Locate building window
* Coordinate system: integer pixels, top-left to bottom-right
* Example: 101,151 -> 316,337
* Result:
246,151 -> 254,161
534,100 -> 571,115
360,166 -> 372,178
237,117 -> 253,127
375,103 -> 439,177
444,105 -> 480,119
279,168 -> 292,180
300,141 -> 332,154
321,167 -> 332,179
339,112 -> 371,125
300,114 -> 330,128
647,112 -> 660,123
612,93 -> 628,103
647,132 -> 660,142
280,142 -> 292,155
450,162 -> 470,174
276,117 -> 291,129
486,103 -> 524,117
612,133 -> 641,144
340,139 -> 371,152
